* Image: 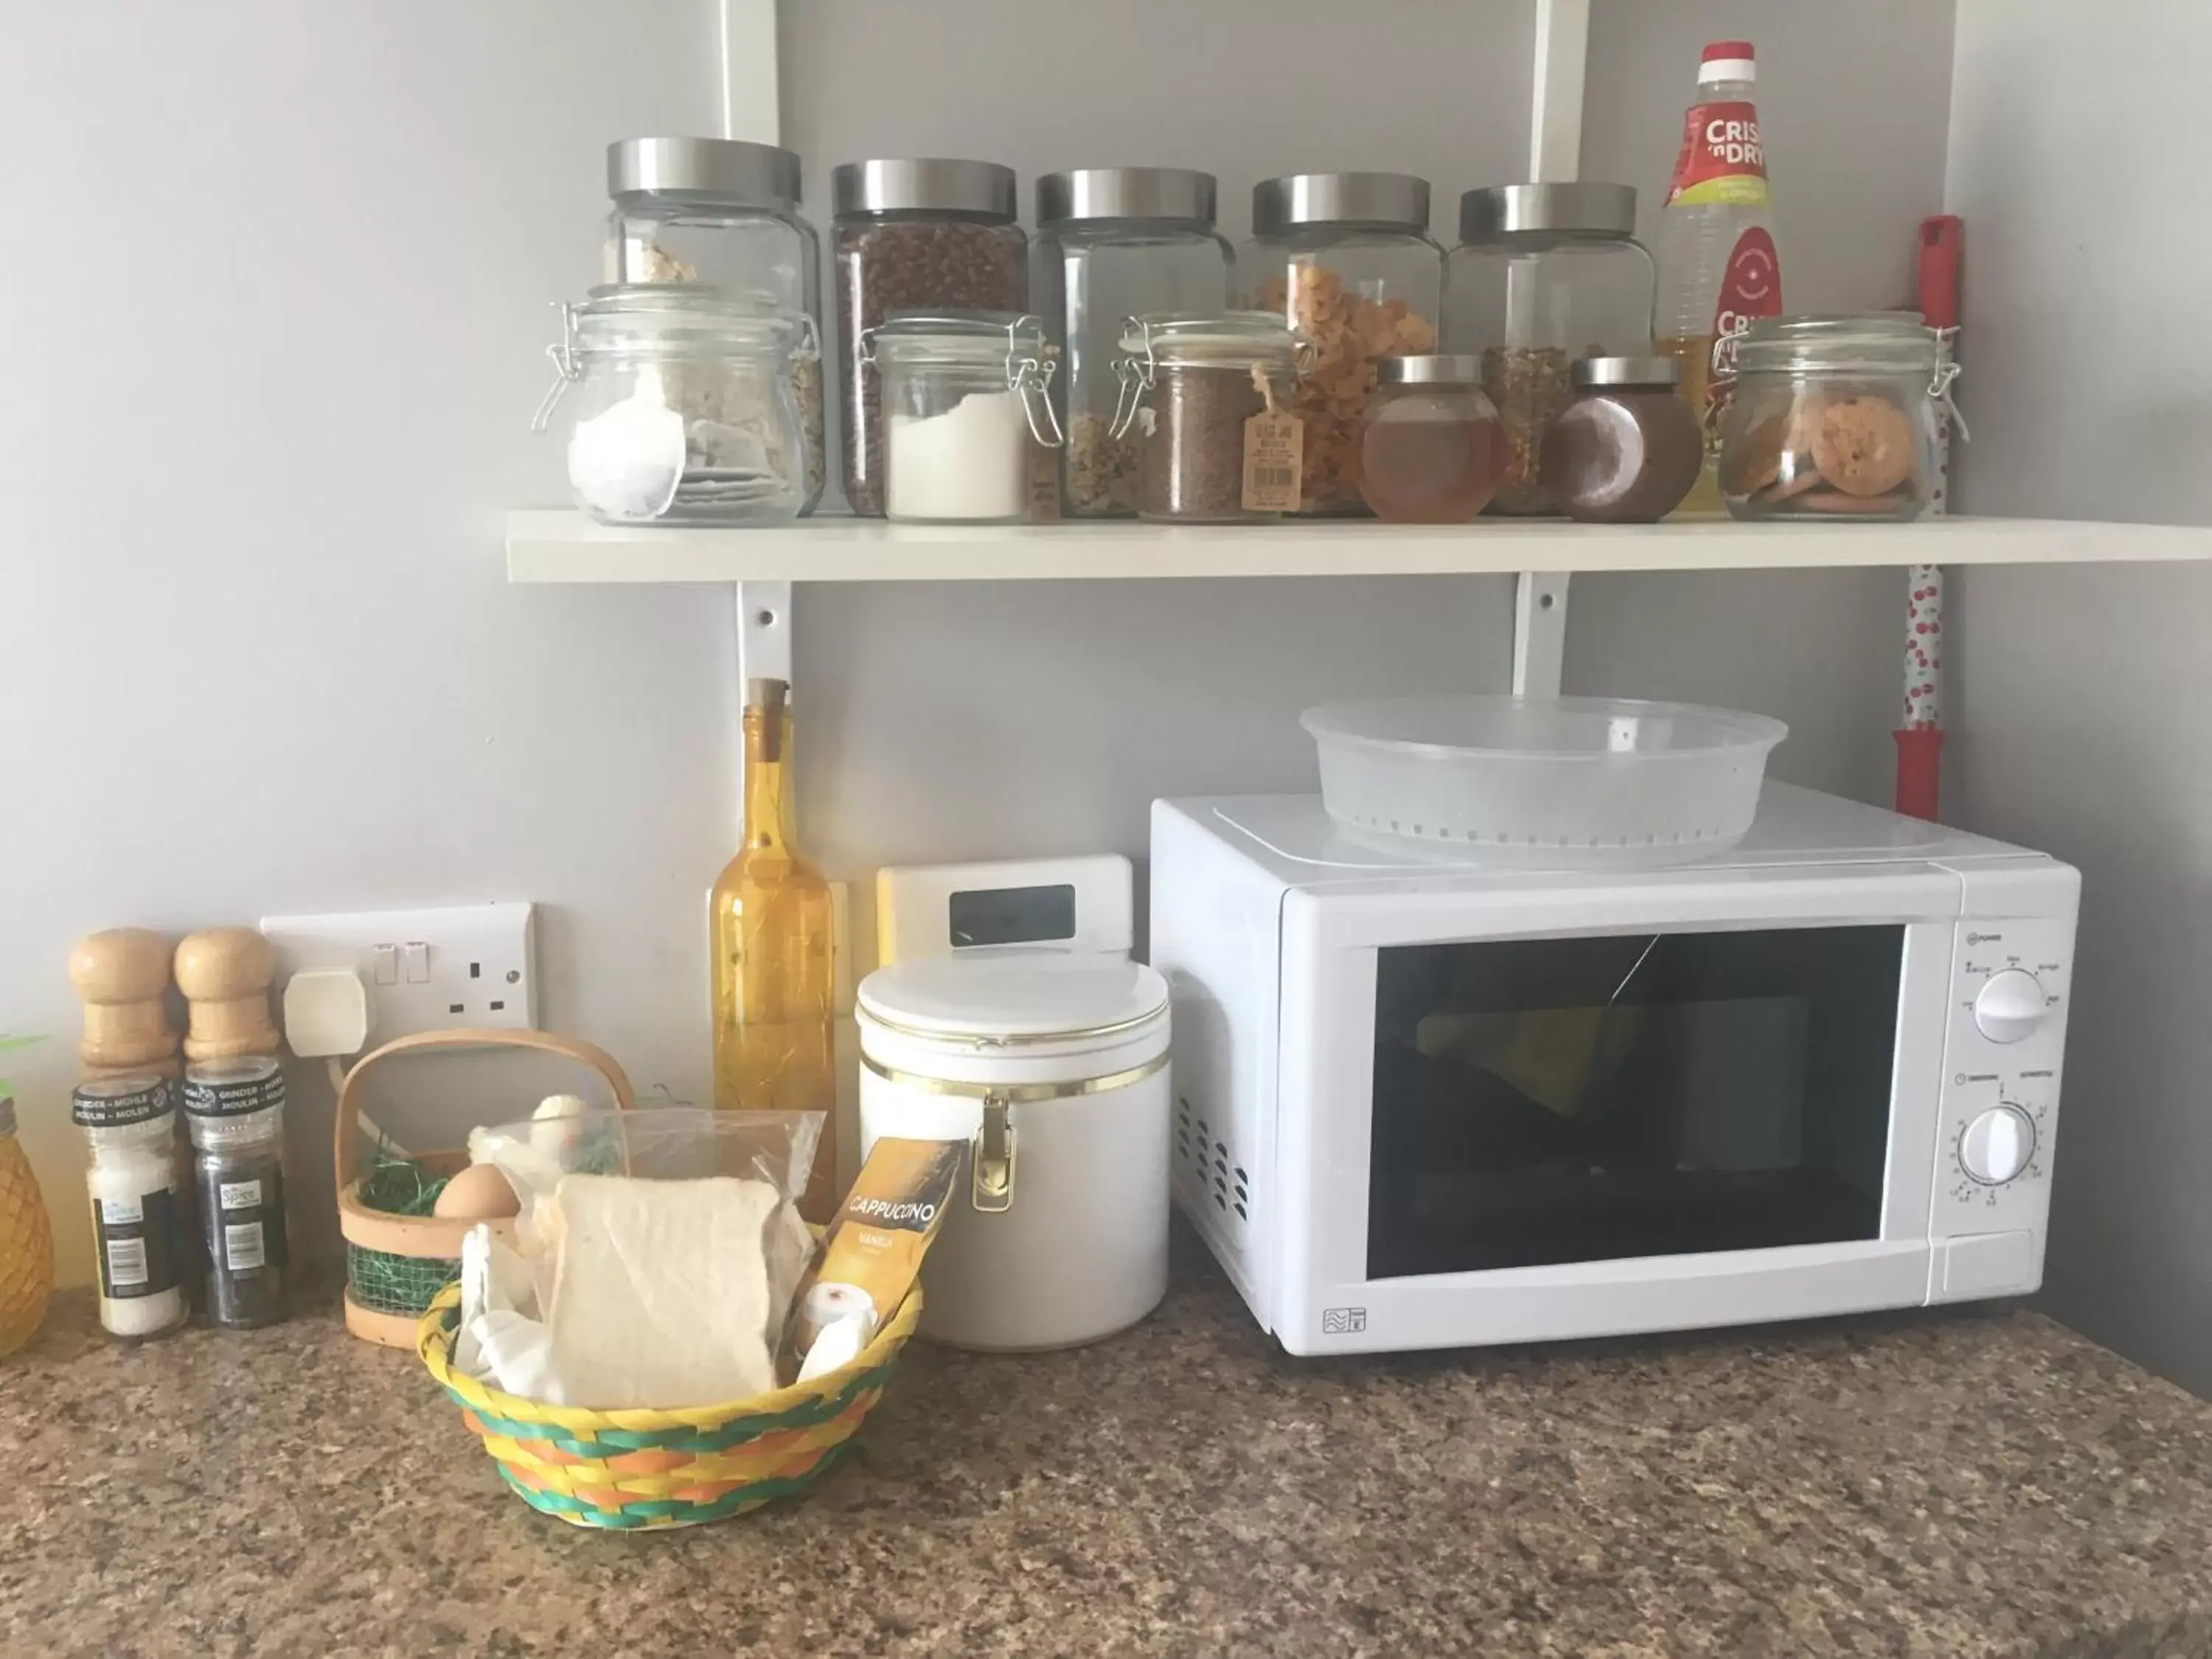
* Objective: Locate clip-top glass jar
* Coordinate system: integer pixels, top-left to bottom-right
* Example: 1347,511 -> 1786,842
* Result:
606,137 -> 826,515
1446,184 -> 1655,515
1032,169 -> 1235,518
537,284 -> 816,528
72,1075 -> 189,1342
863,311 -> 1062,524
1243,173 -> 1444,515
833,159 -> 1027,516
1718,314 -> 1960,523
1112,312 -> 1311,524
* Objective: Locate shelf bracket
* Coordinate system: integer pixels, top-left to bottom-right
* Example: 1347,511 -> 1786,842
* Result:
1512,572 -> 1569,698
736,580 -> 792,692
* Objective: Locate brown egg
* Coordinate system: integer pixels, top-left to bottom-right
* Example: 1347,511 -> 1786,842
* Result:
433,1161 -> 521,1220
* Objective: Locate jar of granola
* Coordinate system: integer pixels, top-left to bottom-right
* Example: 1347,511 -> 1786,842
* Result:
1243,173 -> 1443,515
1446,184 -> 1655,515
1033,170 -> 1234,518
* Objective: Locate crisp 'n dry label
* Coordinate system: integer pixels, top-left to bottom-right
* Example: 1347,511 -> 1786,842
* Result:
1667,100 -> 1769,206
1243,414 -> 1304,512
1706,226 -> 1784,400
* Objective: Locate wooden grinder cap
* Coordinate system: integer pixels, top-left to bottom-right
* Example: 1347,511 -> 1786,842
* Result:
69,928 -> 178,1072
175,927 -> 279,1062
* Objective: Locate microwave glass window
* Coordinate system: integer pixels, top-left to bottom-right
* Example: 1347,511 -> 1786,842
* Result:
1367,926 -> 1903,1279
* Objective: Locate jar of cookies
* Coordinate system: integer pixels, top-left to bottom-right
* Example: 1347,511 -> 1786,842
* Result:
1244,173 -> 1444,515
1718,316 -> 1958,522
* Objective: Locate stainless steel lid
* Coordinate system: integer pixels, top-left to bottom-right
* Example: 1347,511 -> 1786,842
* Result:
1573,355 -> 1680,387
1376,353 -> 1485,386
1253,172 -> 1431,235
1459,182 -> 1638,242
832,158 -> 1018,219
1037,167 -> 1217,227
608,136 -> 802,209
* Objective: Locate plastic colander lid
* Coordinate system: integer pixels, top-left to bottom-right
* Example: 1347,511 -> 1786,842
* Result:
1301,695 -> 1788,761
858,953 -> 1169,1044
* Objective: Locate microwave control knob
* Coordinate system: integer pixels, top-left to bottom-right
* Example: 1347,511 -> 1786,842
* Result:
1973,969 -> 2047,1043
1960,1104 -> 2037,1185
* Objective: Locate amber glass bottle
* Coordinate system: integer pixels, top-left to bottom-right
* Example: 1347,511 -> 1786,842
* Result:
0,1096 -> 55,1357
711,679 -> 837,1221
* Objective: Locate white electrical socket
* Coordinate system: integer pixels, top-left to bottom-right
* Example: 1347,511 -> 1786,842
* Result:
259,902 -> 538,1049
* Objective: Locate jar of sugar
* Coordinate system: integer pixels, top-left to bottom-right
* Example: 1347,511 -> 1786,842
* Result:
72,1075 -> 189,1340
863,310 -> 1062,524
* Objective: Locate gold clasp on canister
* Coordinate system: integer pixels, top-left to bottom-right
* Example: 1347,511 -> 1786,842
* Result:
972,1092 -> 1016,1213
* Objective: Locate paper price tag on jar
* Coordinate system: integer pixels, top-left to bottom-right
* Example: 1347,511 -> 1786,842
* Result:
1242,413 -> 1303,513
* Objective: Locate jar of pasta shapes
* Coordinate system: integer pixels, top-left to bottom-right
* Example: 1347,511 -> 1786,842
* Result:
1718,315 -> 1956,522
1033,169 -> 1234,517
1447,184 -> 1655,514
1243,173 -> 1443,515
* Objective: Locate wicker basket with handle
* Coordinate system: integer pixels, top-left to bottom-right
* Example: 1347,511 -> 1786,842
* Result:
335,1027 -> 636,1349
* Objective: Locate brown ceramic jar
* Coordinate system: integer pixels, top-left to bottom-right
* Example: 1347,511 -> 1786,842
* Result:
1539,356 -> 1703,523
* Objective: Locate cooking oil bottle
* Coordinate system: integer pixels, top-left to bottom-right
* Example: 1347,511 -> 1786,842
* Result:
0,1093 -> 55,1357
711,678 -> 838,1221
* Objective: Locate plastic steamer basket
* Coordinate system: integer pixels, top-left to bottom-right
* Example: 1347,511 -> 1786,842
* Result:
1300,695 -> 1787,866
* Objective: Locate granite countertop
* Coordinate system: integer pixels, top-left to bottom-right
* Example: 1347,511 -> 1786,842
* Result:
5,1234 -> 2211,1659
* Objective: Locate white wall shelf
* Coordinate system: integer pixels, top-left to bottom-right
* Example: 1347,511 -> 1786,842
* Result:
507,510 -> 2212,585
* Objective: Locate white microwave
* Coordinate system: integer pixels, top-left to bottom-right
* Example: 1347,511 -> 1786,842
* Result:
1150,784 -> 2078,1355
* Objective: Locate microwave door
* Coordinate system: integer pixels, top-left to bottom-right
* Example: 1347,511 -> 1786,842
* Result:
1366,925 -> 1904,1281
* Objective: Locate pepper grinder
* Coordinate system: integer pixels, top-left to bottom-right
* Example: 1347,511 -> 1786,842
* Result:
174,928 -> 279,1063
68,928 -> 180,1080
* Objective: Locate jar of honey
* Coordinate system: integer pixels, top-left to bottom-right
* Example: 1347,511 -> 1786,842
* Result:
1354,355 -> 1506,523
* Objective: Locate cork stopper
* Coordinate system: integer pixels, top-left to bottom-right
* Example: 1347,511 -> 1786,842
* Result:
748,677 -> 789,763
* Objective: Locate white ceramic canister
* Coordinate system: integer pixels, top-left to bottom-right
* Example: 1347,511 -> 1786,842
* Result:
855,951 -> 1171,1351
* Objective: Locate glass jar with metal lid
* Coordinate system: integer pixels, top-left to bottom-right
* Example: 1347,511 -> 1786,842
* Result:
1541,356 -> 1703,524
1110,312 -> 1312,524
862,310 -> 1062,524
1355,355 -> 1507,524
1445,183 -> 1655,515
1242,173 -> 1445,515
833,159 -> 1028,516
536,284 -> 817,528
1032,169 -> 1236,518
1717,314 -> 1961,523
607,136 -> 827,514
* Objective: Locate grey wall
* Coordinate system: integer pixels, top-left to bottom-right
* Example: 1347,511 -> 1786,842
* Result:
1571,0 -> 1958,808
1945,3 -> 2212,1393
785,0 -> 1958,968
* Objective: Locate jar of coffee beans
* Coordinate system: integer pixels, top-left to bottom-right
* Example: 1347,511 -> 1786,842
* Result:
1112,312 -> 1312,524
832,159 -> 1026,516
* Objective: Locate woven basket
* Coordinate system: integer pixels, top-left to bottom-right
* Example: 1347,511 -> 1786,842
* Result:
417,1279 -> 922,1528
335,1029 -> 636,1348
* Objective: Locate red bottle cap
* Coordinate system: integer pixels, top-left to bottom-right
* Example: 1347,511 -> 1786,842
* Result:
1703,41 -> 1756,63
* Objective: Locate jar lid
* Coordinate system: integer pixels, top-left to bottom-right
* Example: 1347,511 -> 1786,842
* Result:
832,159 -> 1018,219
1037,167 -> 1217,228
858,953 -> 1169,1046
868,308 -> 1048,359
1253,172 -> 1430,236
183,1056 -> 286,1118
72,1074 -> 173,1129
1736,313 -> 1941,374
608,136 -> 801,210
1116,310 -> 1305,364
1459,183 -> 1638,243
1377,353 -> 1484,386
1573,355 -> 1681,387
569,283 -> 812,354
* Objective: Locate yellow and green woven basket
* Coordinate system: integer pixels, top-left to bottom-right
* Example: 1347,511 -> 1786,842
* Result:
417,1282 -> 922,1530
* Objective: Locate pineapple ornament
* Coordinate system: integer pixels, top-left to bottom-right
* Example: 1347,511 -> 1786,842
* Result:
0,1036 -> 55,1357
